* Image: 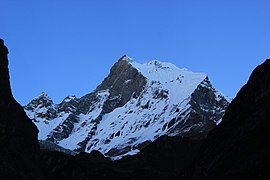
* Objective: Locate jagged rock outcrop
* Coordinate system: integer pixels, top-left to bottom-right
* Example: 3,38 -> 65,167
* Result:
25,55 -> 229,159
96,55 -> 147,114
25,92 -> 58,120
0,39 -> 41,179
191,59 -> 270,179
166,77 -> 228,139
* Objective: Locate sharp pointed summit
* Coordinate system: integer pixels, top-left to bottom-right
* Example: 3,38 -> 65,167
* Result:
25,56 -> 229,159
119,54 -> 133,62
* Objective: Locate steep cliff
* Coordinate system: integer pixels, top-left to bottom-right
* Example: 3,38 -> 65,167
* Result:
0,39 -> 41,179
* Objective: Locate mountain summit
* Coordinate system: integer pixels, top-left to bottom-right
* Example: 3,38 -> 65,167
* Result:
25,56 -> 229,159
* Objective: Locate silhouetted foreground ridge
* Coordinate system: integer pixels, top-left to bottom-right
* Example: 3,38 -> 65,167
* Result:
1,38 -> 269,179
0,39 -> 40,179
190,59 -> 270,179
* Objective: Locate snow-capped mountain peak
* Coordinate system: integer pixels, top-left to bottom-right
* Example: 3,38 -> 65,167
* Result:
119,54 -> 133,63
25,56 -> 229,159
33,92 -> 53,103
130,59 -> 206,81
25,92 -> 55,114
129,59 -> 207,105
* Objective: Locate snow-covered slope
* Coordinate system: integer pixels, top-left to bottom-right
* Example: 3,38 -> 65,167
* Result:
25,55 -> 229,159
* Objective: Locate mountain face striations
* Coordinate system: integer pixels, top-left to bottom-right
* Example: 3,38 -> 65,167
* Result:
0,39 -> 41,179
25,55 -> 229,159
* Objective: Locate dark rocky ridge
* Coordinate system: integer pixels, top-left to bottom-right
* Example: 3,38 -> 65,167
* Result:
0,39 -> 41,179
96,55 -> 147,114
191,59 -> 270,179
167,77 -> 228,139
25,92 -> 58,120
116,136 -> 204,179
39,136 -> 203,180
73,56 -> 148,151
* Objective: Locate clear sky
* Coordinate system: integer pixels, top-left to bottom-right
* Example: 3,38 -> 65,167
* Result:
0,0 -> 269,105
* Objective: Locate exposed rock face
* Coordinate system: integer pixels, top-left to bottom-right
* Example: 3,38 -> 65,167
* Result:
0,39 -> 40,179
191,59 -> 270,179
167,77 -> 228,139
25,92 -> 57,120
96,55 -> 147,114
25,55 -> 229,159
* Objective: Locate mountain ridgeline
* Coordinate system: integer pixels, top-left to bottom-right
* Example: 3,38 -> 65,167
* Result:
25,55 -> 229,159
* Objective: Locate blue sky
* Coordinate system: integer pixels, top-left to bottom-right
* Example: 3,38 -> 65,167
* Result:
1,0 -> 269,105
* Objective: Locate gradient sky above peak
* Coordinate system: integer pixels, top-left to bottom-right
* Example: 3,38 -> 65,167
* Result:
0,0 -> 269,105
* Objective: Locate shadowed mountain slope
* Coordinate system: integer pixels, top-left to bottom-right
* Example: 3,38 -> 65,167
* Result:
0,39 -> 41,179
191,59 -> 270,180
